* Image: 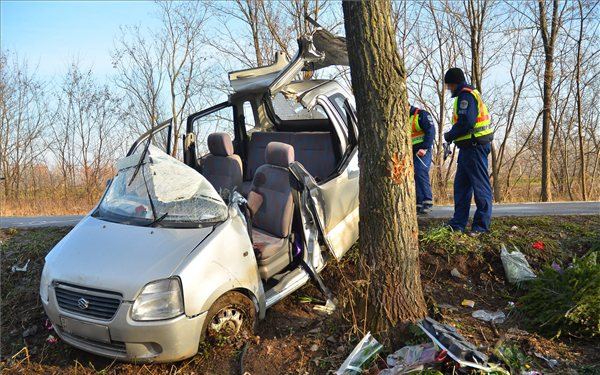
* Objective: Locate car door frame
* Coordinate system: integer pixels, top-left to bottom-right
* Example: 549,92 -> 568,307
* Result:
291,94 -> 359,260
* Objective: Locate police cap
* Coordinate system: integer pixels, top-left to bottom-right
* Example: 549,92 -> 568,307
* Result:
444,68 -> 466,84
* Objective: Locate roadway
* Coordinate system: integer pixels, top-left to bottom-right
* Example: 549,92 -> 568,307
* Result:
1,202 -> 598,229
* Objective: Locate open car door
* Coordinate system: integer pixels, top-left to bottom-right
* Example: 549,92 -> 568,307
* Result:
290,152 -> 359,261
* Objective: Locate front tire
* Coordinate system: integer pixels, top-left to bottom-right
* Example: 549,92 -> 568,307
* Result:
203,291 -> 256,341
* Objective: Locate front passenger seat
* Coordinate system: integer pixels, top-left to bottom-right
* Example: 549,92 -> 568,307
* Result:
202,133 -> 243,193
249,142 -> 295,280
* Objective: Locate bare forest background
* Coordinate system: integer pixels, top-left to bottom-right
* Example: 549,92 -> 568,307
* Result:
1,0 -> 599,216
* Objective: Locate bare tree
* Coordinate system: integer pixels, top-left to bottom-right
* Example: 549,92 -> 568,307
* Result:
536,0 -> 568,201
112,25 -> 166,135
0,51 -> 48,201
113,2 -> 210,157
208,1 -> 324,69
51,63 -> 122,204
157,1 -> 210,156
572,0 -> 599,200
405,0 -> 461,202
490,5 -> 539,201
342,0 -> 427,341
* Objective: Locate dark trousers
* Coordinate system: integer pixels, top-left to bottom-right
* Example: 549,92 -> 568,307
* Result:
449,143 -> 492,232
413,148 -> 433,209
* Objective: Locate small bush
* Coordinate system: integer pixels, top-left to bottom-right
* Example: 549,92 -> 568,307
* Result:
519,251 -> 600,338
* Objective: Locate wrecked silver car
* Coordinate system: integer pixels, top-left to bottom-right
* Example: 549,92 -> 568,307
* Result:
40,29 -> 359,363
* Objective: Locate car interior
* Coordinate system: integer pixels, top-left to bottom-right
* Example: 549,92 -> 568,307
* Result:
187,90 -> 349,282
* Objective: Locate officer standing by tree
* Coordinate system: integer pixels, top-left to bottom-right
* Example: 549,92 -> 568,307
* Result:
443,68 -> 493,235
410,105 -> 436,214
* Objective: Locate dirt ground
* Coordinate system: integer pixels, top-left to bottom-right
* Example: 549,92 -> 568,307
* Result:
1,215 -> 599,375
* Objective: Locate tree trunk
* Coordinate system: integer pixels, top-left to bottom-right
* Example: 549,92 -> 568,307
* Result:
538,0 -> 562,202
491,143 -> 502,202
575,0 -> 586,200
342,0 -> 427,342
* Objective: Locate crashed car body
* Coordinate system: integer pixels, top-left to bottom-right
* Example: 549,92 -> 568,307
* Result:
40,29 -> 359,363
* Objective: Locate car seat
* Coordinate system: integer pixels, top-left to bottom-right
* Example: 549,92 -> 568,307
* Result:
248,142 -> 295,279
202,133 -> 243,194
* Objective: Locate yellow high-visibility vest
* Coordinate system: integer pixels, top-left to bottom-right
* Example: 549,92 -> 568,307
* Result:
452,87 -> 492,142
410,108 -> 424,145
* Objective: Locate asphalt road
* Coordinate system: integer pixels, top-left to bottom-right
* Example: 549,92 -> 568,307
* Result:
1,202 -> 598,229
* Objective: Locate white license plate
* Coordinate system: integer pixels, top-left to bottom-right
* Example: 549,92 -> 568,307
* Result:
60,316 -> 111,344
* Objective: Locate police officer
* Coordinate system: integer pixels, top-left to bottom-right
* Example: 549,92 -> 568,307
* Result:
410,105 -> 435,214
443,68 -> 493,235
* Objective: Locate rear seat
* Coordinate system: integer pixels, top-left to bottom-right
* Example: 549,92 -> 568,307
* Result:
241,131 -> 338,195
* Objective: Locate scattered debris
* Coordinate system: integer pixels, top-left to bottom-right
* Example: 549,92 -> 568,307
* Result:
310,344 -> 319,352
500,244 -> 536,284
461,299 -> 475,308
46,335 -> 59,344
336,332 -> 383,375
493,341 -> 533,374
417,318 -> 507,373
450,268 -> 463,279
383,342 -> 441,374
531,241 -> 545,251
511,225 -> 519,231
534,352 -> 558,369
437,303 -> 458,313
313,299 -> 336,315
43,319 -> 54,331
378,364 -> 424,374
11,259 -> 30,272
472,310 -> 506,324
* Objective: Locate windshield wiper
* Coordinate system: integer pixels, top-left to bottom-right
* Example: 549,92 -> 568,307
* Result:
140,166 -> 160,223
126,132 -> 167,226
147,212 -> 169,227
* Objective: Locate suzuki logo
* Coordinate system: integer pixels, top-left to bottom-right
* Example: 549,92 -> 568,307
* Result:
78,298 -> 89,310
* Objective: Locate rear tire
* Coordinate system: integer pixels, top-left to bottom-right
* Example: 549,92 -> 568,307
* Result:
203,291 -> 256,341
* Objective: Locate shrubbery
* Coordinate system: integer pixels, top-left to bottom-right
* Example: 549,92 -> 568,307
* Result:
519,250 -> 600,338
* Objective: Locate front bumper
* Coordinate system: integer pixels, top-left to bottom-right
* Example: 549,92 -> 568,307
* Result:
42,286 -> 206,363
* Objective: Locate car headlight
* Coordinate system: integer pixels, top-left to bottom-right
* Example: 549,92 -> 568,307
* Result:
131,278 -> 184,321
39,265 -> 50,303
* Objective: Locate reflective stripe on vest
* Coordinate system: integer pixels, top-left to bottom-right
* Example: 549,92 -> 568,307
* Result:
452,88 -> 492,142
410,108 -> 424,145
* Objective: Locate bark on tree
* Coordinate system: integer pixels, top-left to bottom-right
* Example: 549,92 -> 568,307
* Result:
575,0 -> 586,200
537,0 -> 564,202
342,0 -> 427,341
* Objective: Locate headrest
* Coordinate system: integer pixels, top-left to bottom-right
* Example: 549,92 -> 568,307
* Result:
207,133 -> 234,156
265,142 -> 294,167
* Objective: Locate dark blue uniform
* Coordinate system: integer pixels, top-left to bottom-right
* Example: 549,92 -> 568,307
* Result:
410,106 -> 435,212
444,82 -> 493,233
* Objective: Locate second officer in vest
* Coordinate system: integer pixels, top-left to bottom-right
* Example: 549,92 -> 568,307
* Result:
443,68 -> 493,235
410,105 -> 436,214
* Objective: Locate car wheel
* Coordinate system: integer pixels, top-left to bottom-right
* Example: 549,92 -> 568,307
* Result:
204,291 -> 256,340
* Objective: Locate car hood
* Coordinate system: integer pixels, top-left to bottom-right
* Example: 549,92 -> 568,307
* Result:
44,215 -> 213,300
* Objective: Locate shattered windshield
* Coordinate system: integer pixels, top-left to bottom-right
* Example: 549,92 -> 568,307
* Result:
96,145 -> 227,227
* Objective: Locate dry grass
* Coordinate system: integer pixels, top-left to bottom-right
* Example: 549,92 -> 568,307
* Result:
0,197 -> 96,216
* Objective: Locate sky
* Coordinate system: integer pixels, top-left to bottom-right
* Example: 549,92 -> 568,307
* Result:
1,1 -> 159,78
